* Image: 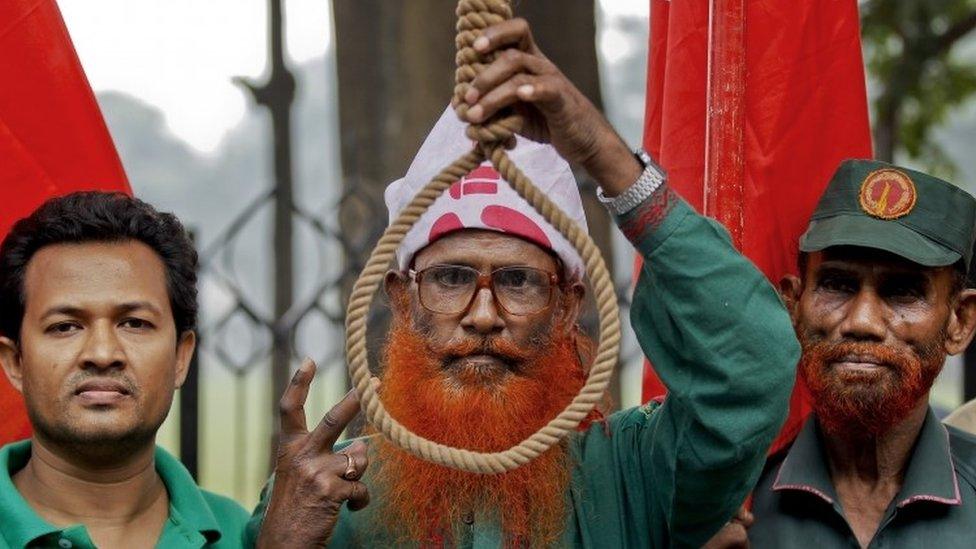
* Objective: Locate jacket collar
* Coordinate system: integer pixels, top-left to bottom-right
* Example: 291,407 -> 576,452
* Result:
772,408 -> 961,508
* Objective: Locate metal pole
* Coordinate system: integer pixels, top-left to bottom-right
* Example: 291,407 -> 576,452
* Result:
237,0 -> 296,460
179,231 -> 200,479
267,0 -> 295,457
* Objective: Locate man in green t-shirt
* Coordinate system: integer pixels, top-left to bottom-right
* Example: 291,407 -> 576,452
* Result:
0,193 -> 248,548
248,18 -> 799,548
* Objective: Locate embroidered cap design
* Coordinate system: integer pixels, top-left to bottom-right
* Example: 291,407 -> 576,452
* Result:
858,168 -> 917,220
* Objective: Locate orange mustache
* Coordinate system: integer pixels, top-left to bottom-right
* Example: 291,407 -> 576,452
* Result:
800,338 -> 942,437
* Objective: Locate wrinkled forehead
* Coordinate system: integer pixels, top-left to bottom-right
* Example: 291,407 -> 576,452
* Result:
806,245 -> 952,282
410,229 -> 561,273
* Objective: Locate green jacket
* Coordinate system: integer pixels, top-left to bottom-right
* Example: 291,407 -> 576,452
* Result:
0,440 -> 249,549
750,409 -> 976,548
247,186 -> 800,548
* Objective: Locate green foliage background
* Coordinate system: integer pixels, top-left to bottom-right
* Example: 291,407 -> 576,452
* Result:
861,0 -> 976,177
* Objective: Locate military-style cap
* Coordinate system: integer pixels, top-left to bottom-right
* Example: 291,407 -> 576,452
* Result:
799,159 -> 976,269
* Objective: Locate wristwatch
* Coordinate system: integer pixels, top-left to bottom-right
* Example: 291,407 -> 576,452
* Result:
596,149 -> 666,216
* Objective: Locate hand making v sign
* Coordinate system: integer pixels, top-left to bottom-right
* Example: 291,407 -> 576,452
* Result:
256,359 -> 371,548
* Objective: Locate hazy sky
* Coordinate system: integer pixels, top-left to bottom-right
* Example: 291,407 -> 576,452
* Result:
60,0 -> 332,153
59,0 -> 648,154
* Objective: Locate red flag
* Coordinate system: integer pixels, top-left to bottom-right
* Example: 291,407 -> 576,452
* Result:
639,0 -> 873,454
0,0 -> 130,445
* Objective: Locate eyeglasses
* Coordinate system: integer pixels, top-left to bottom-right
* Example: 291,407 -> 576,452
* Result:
408,264 -> 559,316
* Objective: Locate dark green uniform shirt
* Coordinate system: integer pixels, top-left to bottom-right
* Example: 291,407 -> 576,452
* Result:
246,187 -> 800,548
750,409 -> 976,548
0,440 -> 249,549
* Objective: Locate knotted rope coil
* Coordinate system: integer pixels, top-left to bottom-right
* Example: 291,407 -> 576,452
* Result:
344,0 -> 621,474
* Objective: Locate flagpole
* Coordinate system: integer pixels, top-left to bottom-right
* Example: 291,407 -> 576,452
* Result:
704,0 -> 746,249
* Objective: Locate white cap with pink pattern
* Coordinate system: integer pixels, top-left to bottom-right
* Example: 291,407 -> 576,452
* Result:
384,107 -> 588,279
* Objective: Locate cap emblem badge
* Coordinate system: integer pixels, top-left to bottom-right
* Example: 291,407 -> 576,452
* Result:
859,169 -> 917,220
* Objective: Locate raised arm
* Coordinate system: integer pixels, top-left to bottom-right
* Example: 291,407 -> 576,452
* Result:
467,18 -> 798,547
616,183 -> 797,547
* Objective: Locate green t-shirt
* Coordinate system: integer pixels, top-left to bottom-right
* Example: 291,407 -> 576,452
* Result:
0,440 -> 248,549
246,187 -> 801,548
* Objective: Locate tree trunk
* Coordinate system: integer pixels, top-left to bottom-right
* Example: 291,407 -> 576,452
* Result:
873,97 -> 899,163
518,1 -> 619,406
333,0 -> 456,436
333,1 -> 456,196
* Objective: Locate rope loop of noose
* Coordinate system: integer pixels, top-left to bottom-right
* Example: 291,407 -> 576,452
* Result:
345,0 -> 621,474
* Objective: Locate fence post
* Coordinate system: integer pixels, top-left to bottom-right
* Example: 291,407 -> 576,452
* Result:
180,230 -> 200,479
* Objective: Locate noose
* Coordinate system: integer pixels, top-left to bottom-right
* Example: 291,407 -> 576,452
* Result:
344,0 -> 621,474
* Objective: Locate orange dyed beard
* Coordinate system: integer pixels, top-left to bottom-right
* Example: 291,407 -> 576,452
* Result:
799,335 -> 944,438
370,314 -> 591,546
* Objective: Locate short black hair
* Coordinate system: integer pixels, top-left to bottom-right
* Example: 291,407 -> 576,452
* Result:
0,192 -> 198,341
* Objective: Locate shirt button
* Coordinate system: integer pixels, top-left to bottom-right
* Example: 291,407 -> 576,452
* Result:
58,540 -> 73,549
462,512 -> 474,525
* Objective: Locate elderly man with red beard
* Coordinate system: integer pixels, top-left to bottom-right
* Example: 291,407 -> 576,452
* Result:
246,19 -> 799,548
748,159 -> 976,548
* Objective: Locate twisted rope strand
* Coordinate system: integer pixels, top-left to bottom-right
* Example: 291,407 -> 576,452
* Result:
344,0 -> 621,474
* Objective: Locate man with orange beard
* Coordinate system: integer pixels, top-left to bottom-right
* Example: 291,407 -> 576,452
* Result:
749,160 -> 976,548
246,19 -> 799,548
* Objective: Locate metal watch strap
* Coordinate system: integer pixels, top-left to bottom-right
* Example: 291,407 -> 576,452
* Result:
596,149 -> 666,216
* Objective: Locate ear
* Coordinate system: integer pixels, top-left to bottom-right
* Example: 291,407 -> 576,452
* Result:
557,281 -> 585,334
945,288 -> 976,355
174,331 -> 197,388
779,274 -> 803,324
0,336 -> 24,393
383,270 -> 411,319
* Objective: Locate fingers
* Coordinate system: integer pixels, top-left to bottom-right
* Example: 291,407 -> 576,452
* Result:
326,449 -> 370,511
337,440 -> 368,481
460,19 -> 567,126
278,358 -> 317,438
465,48 -> 551,105
468,73 -> 567,124
724,523 -> 750,549
734,505 -> 755,528
345,480 -> 370,512
323,444 -> 369,510
307,387 -> 362,452
474,18 -> 538,57
701,522 -> 750,549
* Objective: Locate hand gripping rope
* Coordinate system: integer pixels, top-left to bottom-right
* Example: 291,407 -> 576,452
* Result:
344,0 -> 621,474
